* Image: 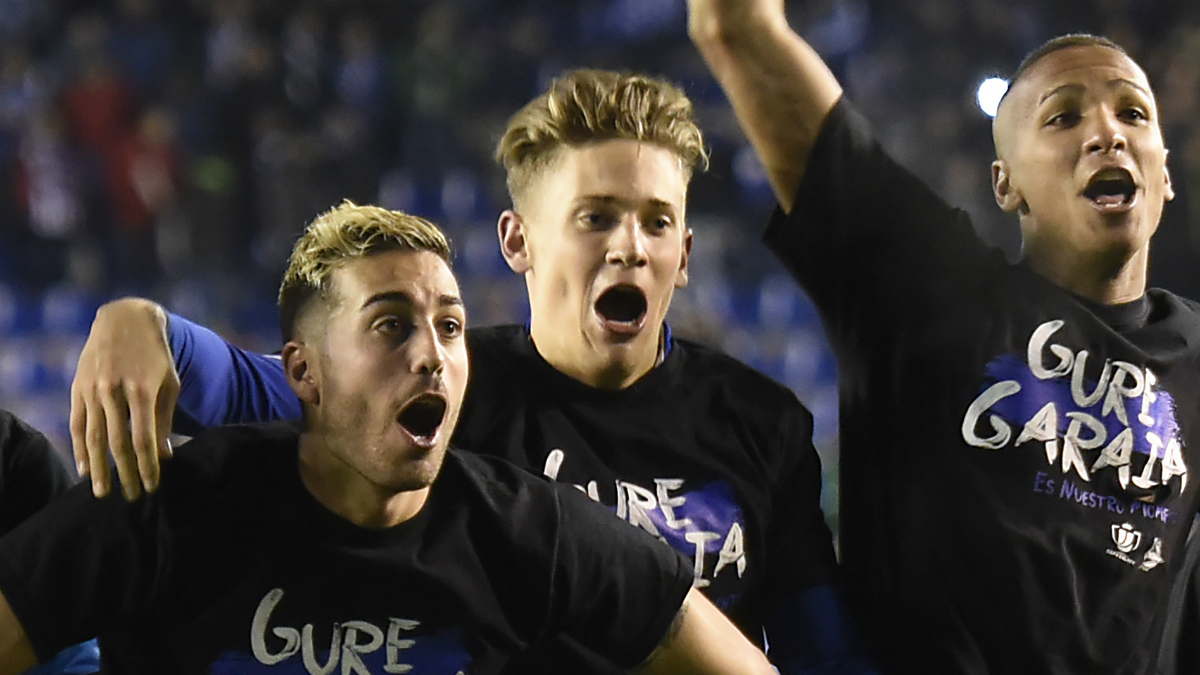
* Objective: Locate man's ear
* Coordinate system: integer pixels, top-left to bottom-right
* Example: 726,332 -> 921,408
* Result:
1164,151 -> 1176,202
675,228 -> 693,289
282,340 -> 320,406
498,209 -> 532,274
992,159 -> 1027,214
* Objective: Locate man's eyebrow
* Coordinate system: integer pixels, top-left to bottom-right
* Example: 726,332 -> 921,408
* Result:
362,292 -> 464,310
577,194 -> 678,211
1108,77 -> 1151,97
1037,78 -> 1151,105
363,291 -> 413,309
1038,83 -> 1083,105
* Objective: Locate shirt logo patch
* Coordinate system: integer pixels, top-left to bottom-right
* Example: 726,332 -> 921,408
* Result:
961,319 -> 1188,495
209,588 -> 473,675
1111,522 -> 1141,553
542,449 -> 748,598
1103,523 -> 1165,572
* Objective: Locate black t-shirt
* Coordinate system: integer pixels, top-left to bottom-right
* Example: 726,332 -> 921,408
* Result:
0,408 -> 75,537
0,422 -> 693,674
764,100 -> 1200,675
456,324 -> 838,673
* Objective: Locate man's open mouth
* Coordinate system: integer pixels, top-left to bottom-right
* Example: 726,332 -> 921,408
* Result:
396,393 -> 447,442
1083,167 -> 1137,208
594,285 -> 648,330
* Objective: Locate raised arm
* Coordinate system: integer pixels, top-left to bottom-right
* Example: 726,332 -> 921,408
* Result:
687,0 -> 842,213
637,588 -> 775,675
70,298 -> 297,500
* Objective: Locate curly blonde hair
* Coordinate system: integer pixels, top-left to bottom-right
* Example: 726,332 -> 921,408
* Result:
496,69 -> 708,210
279,201 -> 452,340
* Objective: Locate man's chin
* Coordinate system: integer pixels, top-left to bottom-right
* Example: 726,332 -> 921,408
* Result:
382,446 -> 449,493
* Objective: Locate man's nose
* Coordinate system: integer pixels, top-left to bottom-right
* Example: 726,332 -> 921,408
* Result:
605,218 -> 648,267
1085,108 -> 1128,154
410,322 -> 446,377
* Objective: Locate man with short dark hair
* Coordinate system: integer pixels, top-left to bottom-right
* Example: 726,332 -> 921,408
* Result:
688,1 -> 1200,673
0,202 -> 775,675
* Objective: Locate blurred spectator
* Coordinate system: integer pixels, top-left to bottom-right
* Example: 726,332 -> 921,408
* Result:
103,106 -> 180,293
61,55 -> 134,165
12,108 -> 85,290
108,0 -> 175,100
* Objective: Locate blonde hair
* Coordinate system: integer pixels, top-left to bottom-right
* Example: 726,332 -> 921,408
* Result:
279,200 -> 452,340
496,69 -> 708,209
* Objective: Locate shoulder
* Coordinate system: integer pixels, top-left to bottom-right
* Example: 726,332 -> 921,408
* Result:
1148,288 -> 1200,335
465,325 -> 532,387
0,408 -> 71,492
672,338 -> 811,415
442,449 -> 552,498
457,325 -> 535,450
161,421 -> 299,494
439,450 -> 562,523
466,324 -> 526,360
0,409 -> 55,458
1157,289 -> 1200,317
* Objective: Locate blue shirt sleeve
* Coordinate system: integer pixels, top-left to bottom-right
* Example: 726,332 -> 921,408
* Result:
166,313 -> 301,435
765,585 -> 880,675
21,639 -> 100,675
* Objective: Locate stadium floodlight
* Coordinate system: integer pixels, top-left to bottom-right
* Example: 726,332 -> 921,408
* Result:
976,77 -> 1009,118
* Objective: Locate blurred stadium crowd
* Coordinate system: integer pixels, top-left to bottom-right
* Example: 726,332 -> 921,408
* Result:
1,0 -> 1198,525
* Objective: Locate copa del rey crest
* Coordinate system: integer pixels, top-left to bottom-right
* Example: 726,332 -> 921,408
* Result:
1112,522 -> 1141,553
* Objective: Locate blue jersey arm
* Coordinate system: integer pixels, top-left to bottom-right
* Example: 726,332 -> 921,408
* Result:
21,639 -> 100,675
167,313 -> 301,435
765,585 -> 880,675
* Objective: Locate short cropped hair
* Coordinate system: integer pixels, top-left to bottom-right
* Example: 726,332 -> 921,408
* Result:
278,201 -> 452,341
496,69 -> 709,209
1001,34 -> 1130,105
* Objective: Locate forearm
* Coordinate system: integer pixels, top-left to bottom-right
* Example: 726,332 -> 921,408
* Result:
637,589 -> 775,675
688,0 -> 842,213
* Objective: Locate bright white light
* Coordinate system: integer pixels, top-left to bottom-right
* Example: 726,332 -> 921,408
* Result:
976,77 -> 1009,118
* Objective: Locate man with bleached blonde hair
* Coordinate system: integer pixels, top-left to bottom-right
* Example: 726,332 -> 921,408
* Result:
69,70 -> 872,674
0,201 -> 776,675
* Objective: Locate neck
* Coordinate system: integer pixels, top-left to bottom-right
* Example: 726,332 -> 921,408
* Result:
1023,242 -> 1149,305
528,320 -> 662,390
297,433 -> 429,529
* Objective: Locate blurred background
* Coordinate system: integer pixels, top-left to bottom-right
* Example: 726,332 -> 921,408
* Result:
1,0 -> 1198,530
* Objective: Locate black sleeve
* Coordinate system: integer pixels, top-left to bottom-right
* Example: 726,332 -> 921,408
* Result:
761,398 -> 839,599
547,484 -> 695,668
763,99 -> 1005,347
0,480 -> 163,662
0,410 -> 76,537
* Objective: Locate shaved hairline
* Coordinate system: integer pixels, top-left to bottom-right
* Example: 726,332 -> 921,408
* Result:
992,40 -> 1146,160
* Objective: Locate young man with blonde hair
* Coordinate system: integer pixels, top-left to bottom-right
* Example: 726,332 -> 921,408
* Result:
0,202 -> 775,675
687,0 -> 1200,673
70,71 -> 871,673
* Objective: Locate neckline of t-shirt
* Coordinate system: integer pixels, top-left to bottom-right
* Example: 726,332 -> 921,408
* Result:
1013,263 -> 1157,332
1071,291 -> 1153,332
518,324 -> 681,401
283,439 -> 437,545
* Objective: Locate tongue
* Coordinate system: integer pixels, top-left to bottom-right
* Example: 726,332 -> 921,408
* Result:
1094,193 -> 1125,206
